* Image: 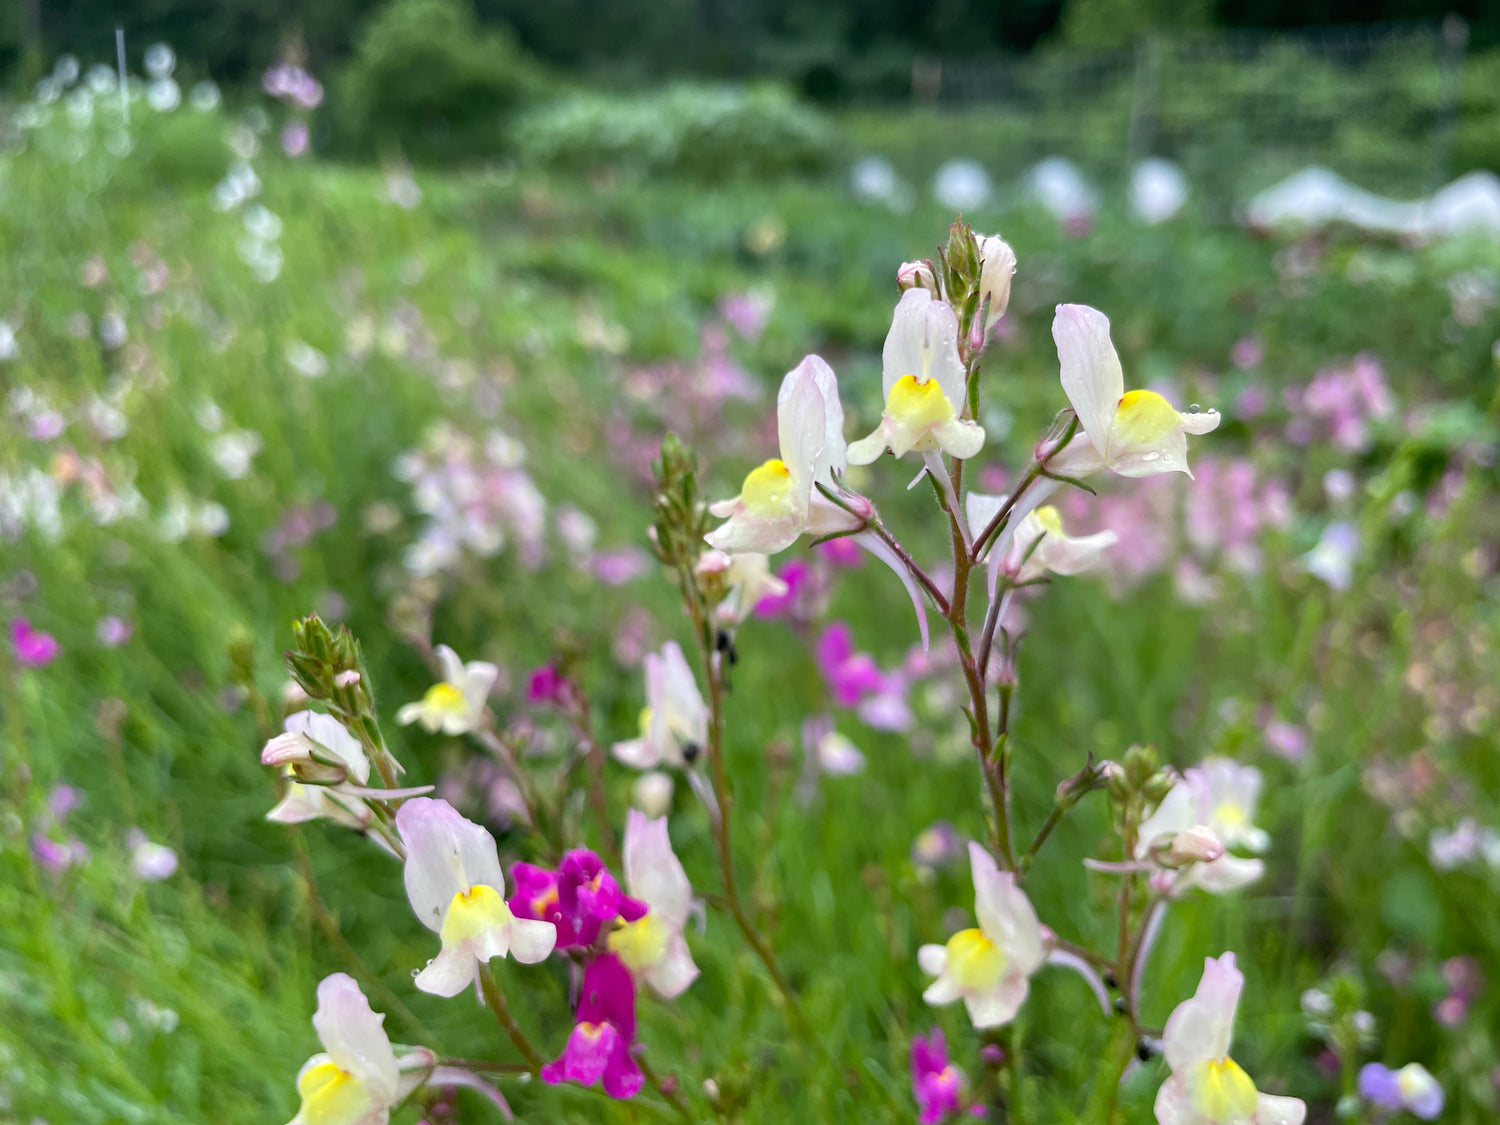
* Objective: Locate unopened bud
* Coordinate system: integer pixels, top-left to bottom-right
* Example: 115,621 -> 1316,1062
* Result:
1142,770 -> 1176,806
976,234 -> 1017,335
632,771 -> 674,818
897,259 -> 936,292
1151,824 -> 1225,868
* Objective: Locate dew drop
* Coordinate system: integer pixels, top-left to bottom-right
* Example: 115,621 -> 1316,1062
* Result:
1141,451 -> 1161,462
1187,403 -> 1200,413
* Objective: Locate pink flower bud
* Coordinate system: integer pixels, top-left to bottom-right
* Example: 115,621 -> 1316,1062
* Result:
897,259 -> 936,292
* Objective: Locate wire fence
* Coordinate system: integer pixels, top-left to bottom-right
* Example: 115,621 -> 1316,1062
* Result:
925,19 -> 1470,205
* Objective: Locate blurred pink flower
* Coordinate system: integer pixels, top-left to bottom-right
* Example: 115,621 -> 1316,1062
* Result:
11,618 -> 60,667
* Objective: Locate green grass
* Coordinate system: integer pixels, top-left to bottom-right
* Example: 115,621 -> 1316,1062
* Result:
2,86 -> 1499,1123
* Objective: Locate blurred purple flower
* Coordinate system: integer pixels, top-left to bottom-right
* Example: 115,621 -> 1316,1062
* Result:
11,619 -> 60,667
96,615 -> 133,648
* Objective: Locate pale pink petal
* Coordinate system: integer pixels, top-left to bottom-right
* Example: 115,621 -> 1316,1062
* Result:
1052,304 -> 1124,459
313,973 -> 400,1101
507,916 -> 557,964
1254,1093 -> 1306,1125
645,934 -> 700,999
970,842 -> 1043,973
623,810 -> 692,926
1153,1075 -> 1193,1125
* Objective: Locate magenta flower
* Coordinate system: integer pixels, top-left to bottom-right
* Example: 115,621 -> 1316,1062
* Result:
541,953 -> 644,1099
815,623 -> 889,708
753,557 -> 812,618
11,619 -> 60,667
815,535 -> 864,568
910,1028 -> 975,1123
526,664 -> 571,706
510,850 -> 646,950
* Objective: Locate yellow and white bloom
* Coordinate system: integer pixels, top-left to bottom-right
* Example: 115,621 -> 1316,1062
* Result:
1002,504 -> 1116,584
705,354 -> 863,555
847,289 -> 985,464
612,641 -> 709,771
396,797 -> 556,997
918,842 -> 1043,1028
287,973 -> 511,1125
1138,758 -> 1268,896
1155,953 -> 1306,1125
287,973 -> 400,1125
395,645 -> 497,735
608,809 -> 700,999
1049,304 -> 1219,478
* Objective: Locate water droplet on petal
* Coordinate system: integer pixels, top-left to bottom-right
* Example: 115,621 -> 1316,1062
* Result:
1188,403 -> 1200,413
1142,451 -> 1161,462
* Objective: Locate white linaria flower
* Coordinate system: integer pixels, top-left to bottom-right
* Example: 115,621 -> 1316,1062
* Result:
263,711 -> 373,830
967,491 -> 1117,595
286,972 -> 400,1125
716,552 -> 788,624
612,641 -> 709,771
977,234 -> 1017,335
848,289 -> 985,464
608,809 -> 700,998
1138,758 -> 1269,896
395,645 -> 497,735
918,842 -> 1044,1028
287,972 -> 512,1125
1049,304 -> 1220,479
396,797 -> 556,997
1154,953 -> 1306,1125
705,354 -> 864,555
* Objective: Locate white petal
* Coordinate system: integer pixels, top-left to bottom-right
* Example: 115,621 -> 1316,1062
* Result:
1153,1075 -> 1195,1125
313,973 -> 400,1101
917,943 -> 949,977
395,702 -> 426,727
286,711 -> 371,785
396,798 -> 503,932
965,491 -> 1006,545
461,662 -> 499,714
507,917 -> 557,964
970,842 -> 1043,972
777,356 -> 834,489
645,934 -> 700,999
923,971 -> 963,1006
703,509 -> 801,555
1052,304 -> 1124,459
846,421 -> 891,466
1138,782 -> 1195,859
267,784 -> 325,825
1255,1094 -> 1306,1125
1181,409 -> 1222,436
882,289 -> 968,411
963,974 -> 1028,1028
932,416 -> 985,461
1045,431 -> 1108,479
611,738 -> 660,770
435,645 -> 466,686
1194,855 -> 1264,894
1163,953 -> 1242,1072
414,945 -> 478,998
623,809 -> 693,926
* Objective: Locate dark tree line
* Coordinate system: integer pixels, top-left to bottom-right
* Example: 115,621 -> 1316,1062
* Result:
4,0 -> 1498,90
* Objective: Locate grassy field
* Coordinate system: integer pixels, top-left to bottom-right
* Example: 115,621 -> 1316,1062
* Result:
2,73 -> 1499,1124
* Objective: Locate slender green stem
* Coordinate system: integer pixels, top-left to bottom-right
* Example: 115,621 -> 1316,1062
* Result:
479,965 -> 544,1074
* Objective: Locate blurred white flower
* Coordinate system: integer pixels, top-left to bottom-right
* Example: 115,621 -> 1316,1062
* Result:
285,340 -> 329,378
933,158 -> 992,211
144,44 -> 176,80
1130,158 -> 1189,225
146,79 -> 181,113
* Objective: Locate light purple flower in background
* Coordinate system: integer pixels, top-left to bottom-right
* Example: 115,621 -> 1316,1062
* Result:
590,548 -> 650,586
96,615 -> 133,647
281,120 -> 310,158
1263,720 -> 1308,762
1232,335 -> 1265,370
911,821 -> 963,870
542,953 -> 644,1099
1359,1063 -> 1443,1120
815,535 -> 864,568
11,618 -> 60,667
47,784 -> 81,821
753,557 -> 813,619
32,834 -> 88,873
719,290 -> 773,341
126,829 -> 178,881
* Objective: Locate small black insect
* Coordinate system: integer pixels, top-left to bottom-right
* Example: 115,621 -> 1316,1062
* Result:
682,741 -> 702,764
